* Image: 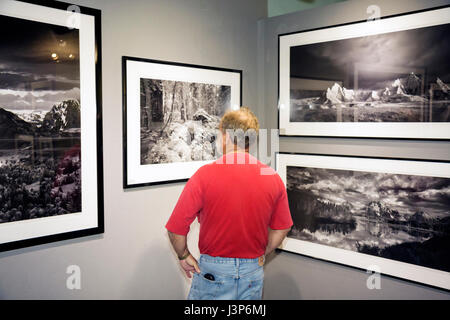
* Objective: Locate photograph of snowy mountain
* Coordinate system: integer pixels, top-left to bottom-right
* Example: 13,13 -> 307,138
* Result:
0,14 -> 81,224
140,78 -> 231,164
289,22 -> 450,123
287,166 -> 450,272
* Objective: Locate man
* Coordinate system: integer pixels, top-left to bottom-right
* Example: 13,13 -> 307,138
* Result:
165,107 -> 293,300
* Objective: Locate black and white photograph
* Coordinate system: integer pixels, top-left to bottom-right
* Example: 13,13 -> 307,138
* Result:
0,14 -> 81,224
279,6 -> 450,138
0,0 -> 103,252
123,56 -> 241,188
277,153 -> 450,289
140,78 -> 230,165
288,23 -> 449,123
287,166 -> 450,273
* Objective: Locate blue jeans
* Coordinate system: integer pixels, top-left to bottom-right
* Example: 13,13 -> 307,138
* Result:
187,254 -> 264,300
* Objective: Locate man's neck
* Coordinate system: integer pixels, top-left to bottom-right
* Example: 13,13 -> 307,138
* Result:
224,148 -> 248,155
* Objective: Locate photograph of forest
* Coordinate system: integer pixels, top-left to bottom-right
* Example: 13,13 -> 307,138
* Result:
289,22 -> 450,122
287,166 -> 450,272
140,78 -> 231,164
0,15 -> 82,224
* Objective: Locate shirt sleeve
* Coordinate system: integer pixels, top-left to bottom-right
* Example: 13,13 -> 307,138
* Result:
165,169 -> 203,236
269,178 -> 293,230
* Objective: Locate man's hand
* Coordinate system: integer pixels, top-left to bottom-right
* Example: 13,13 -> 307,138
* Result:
180,254 -> 201,278
167,231 -> 201,278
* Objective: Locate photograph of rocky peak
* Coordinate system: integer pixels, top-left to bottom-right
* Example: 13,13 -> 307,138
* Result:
140,78 -> 231,165
287,166 -> 450,272
0,14 -> 81,224
289,22 -> 450,123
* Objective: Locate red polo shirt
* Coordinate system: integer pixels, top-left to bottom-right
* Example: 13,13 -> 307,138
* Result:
165,152 -> 293,258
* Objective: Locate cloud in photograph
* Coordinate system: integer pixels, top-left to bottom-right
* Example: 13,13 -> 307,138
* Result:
0,88 -> 80,111
0,14 -> 80,111
287,166 -> 450,218
290,22 -> 450,88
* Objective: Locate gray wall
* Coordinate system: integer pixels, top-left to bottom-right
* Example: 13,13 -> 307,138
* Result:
1,0 -> 449,300
259,0 -> 450,299
0,0 -> 267,299
268,0 -> 346,17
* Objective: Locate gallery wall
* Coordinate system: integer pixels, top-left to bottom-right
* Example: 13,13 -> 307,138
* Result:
0,0 -> 449,300
259,0 -> 450,299
0,0 -> 267,299
268,0 -> 346,17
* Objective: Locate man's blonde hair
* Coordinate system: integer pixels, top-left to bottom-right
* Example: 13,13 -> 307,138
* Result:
219,107 -> 259,149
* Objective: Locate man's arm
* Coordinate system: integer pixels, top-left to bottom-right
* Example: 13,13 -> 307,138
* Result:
168,231 -> 189,259
165,169 -> 204,278
265,227 -> 291,257
167,231 -> 200,278
266,178 -> 293,258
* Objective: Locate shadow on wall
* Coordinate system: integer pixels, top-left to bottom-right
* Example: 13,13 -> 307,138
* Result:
121,240 -> 190,299
263,251 -> 302,300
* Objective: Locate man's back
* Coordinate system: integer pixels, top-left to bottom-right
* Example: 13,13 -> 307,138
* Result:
166,152 -> 292,258
166,106 -> 292,300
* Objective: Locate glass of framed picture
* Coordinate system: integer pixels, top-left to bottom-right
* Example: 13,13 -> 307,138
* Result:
277,152 -> 450,290
0,0 -> 104,252
278,5 -> 450,139
123,56 -> 242,188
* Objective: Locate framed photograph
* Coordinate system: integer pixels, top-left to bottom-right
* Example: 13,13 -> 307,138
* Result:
0,0 -> 103,252
123,56 -> 242,188
276,153 -> 450,290
279,6 -> 450,139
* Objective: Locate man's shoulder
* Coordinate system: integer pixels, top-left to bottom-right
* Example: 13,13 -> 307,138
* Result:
256,160 -> 277,175
248,155 -> 280,179
192,161 -> 217,179
253,159 -> 286,192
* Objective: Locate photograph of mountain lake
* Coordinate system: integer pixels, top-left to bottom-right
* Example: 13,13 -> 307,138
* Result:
0,14 -> 81,224
289,22 -> 450,123
287,166 -> 450,272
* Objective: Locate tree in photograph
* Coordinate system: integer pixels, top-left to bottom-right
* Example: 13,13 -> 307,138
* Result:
140,78 -> 231,165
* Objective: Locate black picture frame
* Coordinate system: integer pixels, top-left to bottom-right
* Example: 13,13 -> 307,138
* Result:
276,151 -> 450,291
122,56 -> 242,189
278,5 -> 450,140
0,0 -> 104,252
